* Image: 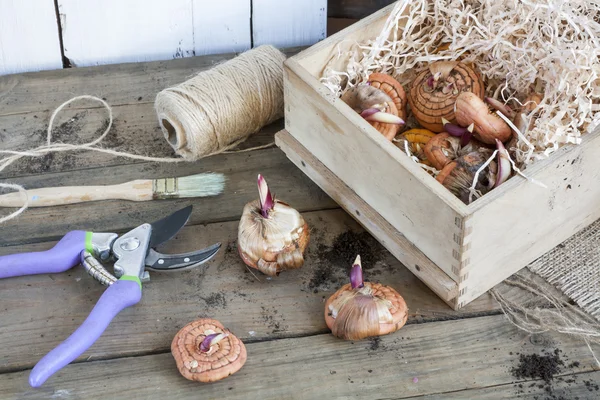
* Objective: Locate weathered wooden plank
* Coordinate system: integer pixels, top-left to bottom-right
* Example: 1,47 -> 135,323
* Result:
0,103 -> 175,178
0,102 -> 279,180
418,371 -> 600,399
328,0 -> 396,19
1,315 -> 597,398
252,0 -> 327,48
57,0 -> 251,68
0,145 -> 335,246
0,47 -> 303,117
0,209 -> 536,373
0,0 -> 62,76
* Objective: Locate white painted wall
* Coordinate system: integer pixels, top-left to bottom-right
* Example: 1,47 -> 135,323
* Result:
58,0 -> 252,67
0,0 -> 62,76
253,0 -> 327,48
0,0 -> 327,75
193,0 -> 251,56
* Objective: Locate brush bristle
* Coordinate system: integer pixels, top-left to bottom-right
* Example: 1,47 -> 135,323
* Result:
153,173 -> 225,199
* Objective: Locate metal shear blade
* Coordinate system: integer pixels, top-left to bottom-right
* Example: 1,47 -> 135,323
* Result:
148,204 -> 193,248
145,242 -> 221,271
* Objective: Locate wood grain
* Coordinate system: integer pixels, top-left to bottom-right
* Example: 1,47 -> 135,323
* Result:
0,103 -> 285,182
0,47 -> 303,117
0,208 -> 540,373
458,128 -> 600,306
252,0 -> 328,48
0,179 -> 155,207
422,371 -> 600,399
1,315 -> 597,398
0,0 -> 62,76
0,146 -> 336,246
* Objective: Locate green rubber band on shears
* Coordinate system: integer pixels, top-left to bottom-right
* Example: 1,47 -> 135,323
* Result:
85,231 -> 94,254
119,275 -> 142,290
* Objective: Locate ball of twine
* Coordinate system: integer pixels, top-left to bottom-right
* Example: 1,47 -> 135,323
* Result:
155,45 -> 287,160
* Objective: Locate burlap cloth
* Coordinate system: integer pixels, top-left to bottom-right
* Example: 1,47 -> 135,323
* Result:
528,217 -> 600,321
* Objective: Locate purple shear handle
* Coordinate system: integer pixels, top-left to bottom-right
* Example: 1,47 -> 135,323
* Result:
29,278 -> 142,388
0,230 -> 86,279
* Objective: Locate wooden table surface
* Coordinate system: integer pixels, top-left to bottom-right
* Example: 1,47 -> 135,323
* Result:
0,50 -> 599,399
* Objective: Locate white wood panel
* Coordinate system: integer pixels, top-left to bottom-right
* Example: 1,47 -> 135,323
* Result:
58,0 -> 251,67
0,0 -> 62,76
193,0 -> 251,56
252,0 -> 327,48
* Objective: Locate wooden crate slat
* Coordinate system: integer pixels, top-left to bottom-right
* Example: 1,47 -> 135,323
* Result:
275,129 -> 459,305
280,1 -> 600,309
283,57 -> 465,283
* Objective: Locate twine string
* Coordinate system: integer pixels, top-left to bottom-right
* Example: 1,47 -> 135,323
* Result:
0,45 -> 287,224
154,45 -> 286,160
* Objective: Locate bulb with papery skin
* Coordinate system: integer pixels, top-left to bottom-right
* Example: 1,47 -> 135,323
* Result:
455,92 -> 512,144
340,77 -> 406,141
436,150 -> 497,204
237,174 -> 310,277
324,255 -> 408,340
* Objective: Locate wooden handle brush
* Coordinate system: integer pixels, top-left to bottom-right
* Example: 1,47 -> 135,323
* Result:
0,172 -> 225,207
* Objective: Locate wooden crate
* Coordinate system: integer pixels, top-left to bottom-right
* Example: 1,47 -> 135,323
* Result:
276,4 -> 600,309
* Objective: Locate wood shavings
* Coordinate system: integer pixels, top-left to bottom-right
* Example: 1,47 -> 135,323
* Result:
320,0 -> 600,169
468,149 -> 498,203
404,139 -> 440,176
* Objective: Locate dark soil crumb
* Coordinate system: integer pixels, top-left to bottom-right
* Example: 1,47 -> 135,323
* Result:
308,230 -> 384,291
512,348 -> 564,384
368,337 -> 381,351
201,292 -> 227,308
328,230 -> 384,267
584,380 -> 600,391
511,348 -> 592,400
261,306 -> 287,334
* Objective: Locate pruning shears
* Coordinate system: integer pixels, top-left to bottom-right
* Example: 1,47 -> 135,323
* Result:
0,205 -> 221,388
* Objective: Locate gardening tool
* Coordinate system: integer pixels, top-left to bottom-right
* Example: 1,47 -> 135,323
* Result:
0,205 -> 221,388
0,172 -> 226,207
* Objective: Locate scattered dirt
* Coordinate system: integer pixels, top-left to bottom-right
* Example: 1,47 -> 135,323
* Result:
42,111 -> 86,144
511,348 -> 598,399
368,337 -> 382,351
307,230 -> 385,292
511,348 -> 564,384
261,306 -> 287,334
200,292 -> 227,309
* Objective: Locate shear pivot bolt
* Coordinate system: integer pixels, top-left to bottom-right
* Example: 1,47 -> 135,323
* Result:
120,237 -> 140,251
